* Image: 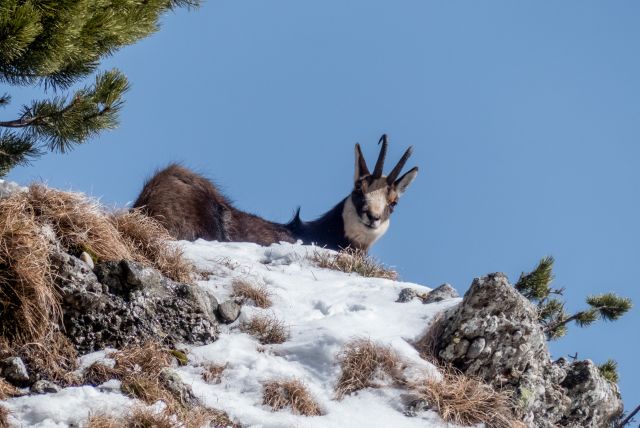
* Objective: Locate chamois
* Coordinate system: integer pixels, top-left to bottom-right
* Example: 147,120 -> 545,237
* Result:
133,135 -> 418,252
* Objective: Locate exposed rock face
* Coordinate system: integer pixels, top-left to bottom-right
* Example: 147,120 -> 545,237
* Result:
436,273 -> 622,428
423,283 -> 458,303
1,357 -> 30,386
51,251 -> 218,353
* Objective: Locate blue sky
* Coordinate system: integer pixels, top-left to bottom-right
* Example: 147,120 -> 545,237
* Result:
6,1 -> 639,409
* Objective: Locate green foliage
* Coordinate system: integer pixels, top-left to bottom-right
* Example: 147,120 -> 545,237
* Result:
515,257 -> 632,342
0,0 -> 200,176
515,255 -> 555,300
598,359 -> 619,384
586,293 -> 633,321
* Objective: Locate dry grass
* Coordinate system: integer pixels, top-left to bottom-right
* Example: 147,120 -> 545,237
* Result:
0,406 -> 10,428
309,248 -> 398,280
0,184 -> 194,348
17,331 -> 79,385
0,193 -> 58,343
262,379 -> 322,416
86,342 -> 237,428
85,408 -> 178,428
111,210 -> 193,283
241,314 -> 288,345
409,367 -> 517,428
231,279 -> 272,308
335,338 -> 405,399
0,378 -> 19,400
83,362 -> 120,386
413,311 -> 447,361
201,363 -> 226,384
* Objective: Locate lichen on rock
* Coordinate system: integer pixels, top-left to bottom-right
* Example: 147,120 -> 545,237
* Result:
436,273 -> 622,428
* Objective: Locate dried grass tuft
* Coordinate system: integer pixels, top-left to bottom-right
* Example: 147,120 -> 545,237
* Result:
335,338 -> 405,399
26,184 -> 132,262
0,378 -> 19,400
413,311 -> 447,361
92,342 -> 237,428
111,210 -> 193,283
0,193 -> 58,342
83,362 -> 120,386
0,184 -> 194,350
409,367 -> 517,428
0,406 -> 10,428
309,248 -> 398,280
263,379 -> 322,416
201,363 -> 226,384
18,331 -> 79,385
85,407 -> 178,428
241,314 -> 288,345
231,279 -> 272,308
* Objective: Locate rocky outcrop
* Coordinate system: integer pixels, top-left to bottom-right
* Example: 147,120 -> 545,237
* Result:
436,273 -> 622,428
51,251 -> 219,353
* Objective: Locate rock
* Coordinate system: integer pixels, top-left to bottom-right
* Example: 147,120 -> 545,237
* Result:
436,273 -> 623,428
560,360 -> 623,427
423,283 -> 458,303
159,369 -> 198,406
79,251 -> 95,270
31,380 -> 61,394
396,288 -> 417,303
1,357 -> 30,385
218,300 -> 241,324
51,251 -> 218,353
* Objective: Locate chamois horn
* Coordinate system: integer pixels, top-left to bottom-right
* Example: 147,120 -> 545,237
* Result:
387,145 -> 414,184
354,143 -> 370,178
372,134 -> 388,178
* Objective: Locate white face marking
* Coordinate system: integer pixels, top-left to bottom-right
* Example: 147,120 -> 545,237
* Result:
342,197 -> 390,250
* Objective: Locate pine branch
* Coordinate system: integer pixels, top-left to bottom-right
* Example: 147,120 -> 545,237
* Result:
598,359 -> 619,384
515,256 -> 555,300
0,131 -> 39,176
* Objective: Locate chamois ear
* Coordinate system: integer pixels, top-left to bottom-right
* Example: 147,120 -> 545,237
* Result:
354,143 -> 370,182
394,166 -> 418,196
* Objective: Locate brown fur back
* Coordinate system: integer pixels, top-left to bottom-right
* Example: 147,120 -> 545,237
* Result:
134,164 -> 295,245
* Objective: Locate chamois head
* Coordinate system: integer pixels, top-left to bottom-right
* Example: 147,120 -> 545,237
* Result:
342,134 -> 418,250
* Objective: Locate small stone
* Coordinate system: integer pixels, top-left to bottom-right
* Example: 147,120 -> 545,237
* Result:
466,337 -> 486,359
159,369 -> 198,406
396,288 -> 417,303
1,357 -> 30,385
31,380 -> 61,394
79,251 -> 95,270
423,283 -> 459,303
217,300 -> 241,324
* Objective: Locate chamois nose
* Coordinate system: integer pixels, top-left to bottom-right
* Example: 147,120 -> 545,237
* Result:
366,212 -> 381,223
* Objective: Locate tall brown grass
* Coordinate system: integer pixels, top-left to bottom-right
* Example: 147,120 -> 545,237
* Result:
408,367 -> 518,428
231,279 -> 272,308
413,311 -> 447,362
262,379 -> 322,416
334,338 -> 405,399
0,378 -> 19,400
0,405 -> 10,428
0,194 -> 58,342
0,184 -> 194,384
82,342 -> 236,428
241,314 -> 288,345
309,248 -> 398,280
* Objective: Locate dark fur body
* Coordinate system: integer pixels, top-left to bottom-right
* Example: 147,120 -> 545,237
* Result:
133,164 -> 350,249
133,165 -> 296,246
134,136 -> 418,252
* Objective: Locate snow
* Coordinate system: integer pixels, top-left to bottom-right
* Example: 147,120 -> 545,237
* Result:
4,240 -> 463,428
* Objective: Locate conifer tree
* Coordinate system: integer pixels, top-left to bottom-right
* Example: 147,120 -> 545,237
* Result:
0,0 -> 199,176
515,256 -> 632,340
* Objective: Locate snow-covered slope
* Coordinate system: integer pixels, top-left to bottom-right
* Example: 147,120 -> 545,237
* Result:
5,241 -> 462,428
